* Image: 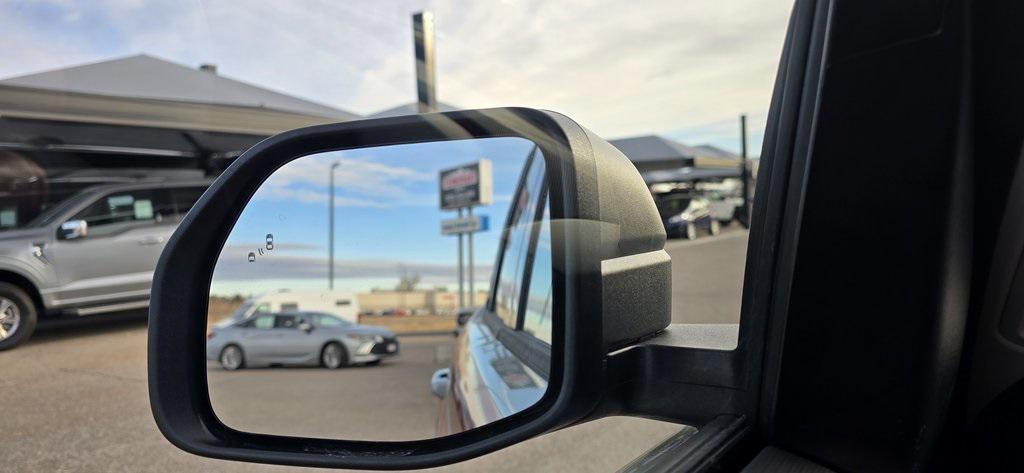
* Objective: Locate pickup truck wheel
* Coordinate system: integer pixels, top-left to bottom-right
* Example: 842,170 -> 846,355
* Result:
0,283 -> 36,351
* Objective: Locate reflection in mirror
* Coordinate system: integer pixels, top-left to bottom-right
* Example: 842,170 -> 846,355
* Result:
207,137 -> 553,441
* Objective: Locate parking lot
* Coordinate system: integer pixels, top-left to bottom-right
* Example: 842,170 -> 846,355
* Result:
3,229 -> 746,472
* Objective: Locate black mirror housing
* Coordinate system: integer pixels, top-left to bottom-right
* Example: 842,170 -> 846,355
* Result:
148,108 -> 671,469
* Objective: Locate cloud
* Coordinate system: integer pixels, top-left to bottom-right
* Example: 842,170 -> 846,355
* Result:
0,0 -> 792,152
212,244 -> 491,283
251,153 -> 431,206
257,185 -> 389,207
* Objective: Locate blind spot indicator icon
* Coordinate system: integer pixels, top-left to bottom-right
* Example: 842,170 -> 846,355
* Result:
266,234 -> 274,250
247,252 -> 256,262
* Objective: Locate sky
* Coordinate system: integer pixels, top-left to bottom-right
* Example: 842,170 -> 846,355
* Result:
0,0 -> 792,153
208,137 -> 534,296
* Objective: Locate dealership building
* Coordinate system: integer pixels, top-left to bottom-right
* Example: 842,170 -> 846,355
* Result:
1,53 -> 747,228
0,54 -> 360,228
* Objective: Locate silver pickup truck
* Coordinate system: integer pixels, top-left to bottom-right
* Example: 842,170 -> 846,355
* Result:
0,180 -> 209,350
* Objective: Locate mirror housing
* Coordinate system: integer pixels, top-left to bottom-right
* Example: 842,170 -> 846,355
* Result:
297,322 -> 312,333
58,220 -> 88,240
148,108 -> 671,469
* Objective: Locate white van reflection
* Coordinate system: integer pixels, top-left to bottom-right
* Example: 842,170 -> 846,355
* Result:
207,311 -> 397,370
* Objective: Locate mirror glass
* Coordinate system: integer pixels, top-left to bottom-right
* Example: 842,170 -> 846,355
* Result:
207,137 -> 553,441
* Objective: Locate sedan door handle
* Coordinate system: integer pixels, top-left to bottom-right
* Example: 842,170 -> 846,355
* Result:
137,236 -> 166,246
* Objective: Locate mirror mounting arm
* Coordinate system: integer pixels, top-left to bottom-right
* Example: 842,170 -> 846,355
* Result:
592,324 -> 746,427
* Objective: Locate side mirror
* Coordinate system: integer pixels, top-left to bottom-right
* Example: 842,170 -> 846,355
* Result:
58,220 -> 88,240
149,108 -> 672,469
430,368 -> 451,399
298,322 -> 312,333
455,308 -> 475,327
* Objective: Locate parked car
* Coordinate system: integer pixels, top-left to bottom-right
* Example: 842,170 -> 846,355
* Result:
663,197 -> 720,239
0,180 -> 209,350
206,311 -> 398,370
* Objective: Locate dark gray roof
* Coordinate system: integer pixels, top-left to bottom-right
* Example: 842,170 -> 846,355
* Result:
642,167 -> 740,184
367,101 -> 460,118
609,135 -> 702,163
0,54 -> 358,120
693,144 -> 740,159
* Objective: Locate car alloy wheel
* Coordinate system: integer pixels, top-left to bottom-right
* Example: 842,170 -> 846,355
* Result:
322,343 -> 345,369
220,345 -> 243,370
0,297 -> 20,342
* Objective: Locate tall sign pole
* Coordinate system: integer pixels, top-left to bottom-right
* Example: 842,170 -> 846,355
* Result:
467,206 -> 474,306
440,160 -> 493,311
412,11 -> 437,113
456,208 -> 464,308
739,114 -> 750,228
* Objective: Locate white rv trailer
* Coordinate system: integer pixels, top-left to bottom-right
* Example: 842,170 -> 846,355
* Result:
225,290 -> 361,324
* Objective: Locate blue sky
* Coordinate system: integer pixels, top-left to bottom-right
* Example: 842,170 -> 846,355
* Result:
0,0 -> 791,154
209,137 -> 534,296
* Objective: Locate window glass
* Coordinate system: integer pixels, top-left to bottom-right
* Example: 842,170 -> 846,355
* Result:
273,314 -> 299,329
312,314 -> 348,328
246,315 -> 274,330
1,207 -> 16,228
494,151 -> 546,327
522,201 -> 552,344
72,189 -> 175,237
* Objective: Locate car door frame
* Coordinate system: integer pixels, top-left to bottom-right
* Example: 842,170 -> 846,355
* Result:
449,146 -> 553,431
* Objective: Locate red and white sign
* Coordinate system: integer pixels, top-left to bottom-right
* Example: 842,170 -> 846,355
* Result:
438,160 -> 492,210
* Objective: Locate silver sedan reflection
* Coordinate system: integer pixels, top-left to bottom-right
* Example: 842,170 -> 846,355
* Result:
206,311 -> 399,370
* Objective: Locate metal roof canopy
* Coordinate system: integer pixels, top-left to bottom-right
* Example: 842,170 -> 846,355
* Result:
609,135 -> 702,163
0,55 -> 358,136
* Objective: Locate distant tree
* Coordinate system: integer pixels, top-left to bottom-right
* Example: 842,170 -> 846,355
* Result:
396,271 -> 421,292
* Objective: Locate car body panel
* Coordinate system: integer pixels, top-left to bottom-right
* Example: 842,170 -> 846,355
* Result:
450,312 -> 547,430
0,180 -> 209,315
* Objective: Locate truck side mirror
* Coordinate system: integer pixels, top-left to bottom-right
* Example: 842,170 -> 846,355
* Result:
58,220 -> 88,240
148,108 -> 672,469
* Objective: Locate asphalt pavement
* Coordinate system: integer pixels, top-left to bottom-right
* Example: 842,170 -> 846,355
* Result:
2,229 -> 747,472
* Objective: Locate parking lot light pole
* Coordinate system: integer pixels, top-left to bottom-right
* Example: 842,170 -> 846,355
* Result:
328,162 -> 340,290
739,114 -> 750,229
